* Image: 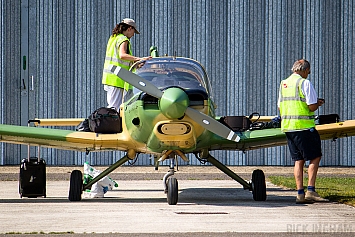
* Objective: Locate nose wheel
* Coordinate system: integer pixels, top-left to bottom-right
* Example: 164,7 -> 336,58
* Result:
163,157 -> 179,205
167,177 -> 178,205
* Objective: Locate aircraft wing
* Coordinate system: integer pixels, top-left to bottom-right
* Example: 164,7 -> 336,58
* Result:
1,119 -> 355,154
203,119 -> 355,152
316,120 -> 355,140
0,124 -> 145,153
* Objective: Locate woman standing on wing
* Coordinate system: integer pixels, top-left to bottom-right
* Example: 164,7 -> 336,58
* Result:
102,18 -> 151,110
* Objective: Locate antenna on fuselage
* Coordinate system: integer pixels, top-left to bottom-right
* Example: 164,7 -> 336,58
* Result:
150,46 -> 159,57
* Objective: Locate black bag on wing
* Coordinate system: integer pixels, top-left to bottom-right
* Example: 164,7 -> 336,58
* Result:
316,114 -> 340,125
88,107 -> 122,133
76,118 -> 91,132
220,116 -> 252,132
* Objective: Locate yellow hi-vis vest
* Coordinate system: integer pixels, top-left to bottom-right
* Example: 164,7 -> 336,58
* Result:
279,74 -> 315,132
102,34 -> 133,90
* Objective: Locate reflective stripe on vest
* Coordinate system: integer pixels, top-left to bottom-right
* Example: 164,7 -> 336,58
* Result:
279,74 -> 315,132
105,56 -> 130,67
102,34 -> 133,90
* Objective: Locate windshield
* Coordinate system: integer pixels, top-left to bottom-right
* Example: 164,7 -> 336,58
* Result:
130,57 -> 211,96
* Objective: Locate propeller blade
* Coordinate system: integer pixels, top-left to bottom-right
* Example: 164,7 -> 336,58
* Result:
185,107 -> 240,142
108,65 -> 163,99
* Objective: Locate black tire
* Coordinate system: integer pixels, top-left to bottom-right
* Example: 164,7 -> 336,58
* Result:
68,170 -> 83,201
167,177 -> 178,205
252,169 -> 267,201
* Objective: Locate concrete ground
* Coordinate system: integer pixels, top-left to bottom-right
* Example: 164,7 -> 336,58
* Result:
0,166 -> 354,236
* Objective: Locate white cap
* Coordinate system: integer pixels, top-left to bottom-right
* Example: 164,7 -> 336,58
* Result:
122,18 -> 140,34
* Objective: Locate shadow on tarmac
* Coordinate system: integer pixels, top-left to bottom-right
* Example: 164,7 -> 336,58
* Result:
0,186 -> 296,208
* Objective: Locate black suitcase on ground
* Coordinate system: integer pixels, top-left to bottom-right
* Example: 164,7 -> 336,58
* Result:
19,156 -> 46,198
19,124 -> 46,198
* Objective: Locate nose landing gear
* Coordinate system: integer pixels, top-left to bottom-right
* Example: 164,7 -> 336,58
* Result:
162,156 -> 179,205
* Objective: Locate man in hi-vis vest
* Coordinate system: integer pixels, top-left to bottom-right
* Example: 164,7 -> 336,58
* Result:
278,59 -> 328,204
102,18 -> 151,110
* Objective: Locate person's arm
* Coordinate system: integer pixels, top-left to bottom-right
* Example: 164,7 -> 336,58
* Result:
308,103 -> 318,112
119,41 -> 151,62
302,80 -> 324,112
277,83 -> 282,110
308,98 -> 325,112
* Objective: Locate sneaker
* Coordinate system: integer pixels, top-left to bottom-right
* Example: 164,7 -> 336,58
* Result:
305,191 -> 329,202
296,193 -> 314,204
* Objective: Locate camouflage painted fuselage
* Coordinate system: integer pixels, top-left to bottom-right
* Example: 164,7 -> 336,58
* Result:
122,57 -> 216,153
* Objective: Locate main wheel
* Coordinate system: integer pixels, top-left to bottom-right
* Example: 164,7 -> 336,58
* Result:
167,177 -> 178,205
251,169 -> 267,201
68,170 -> 83,201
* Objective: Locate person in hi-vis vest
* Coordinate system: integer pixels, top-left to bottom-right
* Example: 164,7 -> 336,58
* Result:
278,59 -> 328,204
102,18 -> 152,110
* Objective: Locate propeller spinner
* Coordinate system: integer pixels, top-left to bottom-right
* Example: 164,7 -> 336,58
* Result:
108,65 -> 240,142
159,87 -> 189,119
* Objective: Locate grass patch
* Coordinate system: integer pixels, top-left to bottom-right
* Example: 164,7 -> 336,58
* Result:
268,176 -> 355,206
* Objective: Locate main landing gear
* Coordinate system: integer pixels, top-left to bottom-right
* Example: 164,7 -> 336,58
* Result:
68,170 -> 83,201
68,154 -> 131,202
205,153 -> 266,201
68,151 -> 267,203
251,169 -> 267,201
159,151 -> 267,205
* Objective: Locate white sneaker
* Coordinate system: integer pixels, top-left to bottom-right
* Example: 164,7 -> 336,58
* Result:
305,191 -> 329,202
296,193 -> 314,204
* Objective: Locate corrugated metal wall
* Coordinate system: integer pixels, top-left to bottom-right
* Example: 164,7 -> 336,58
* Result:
1,0 -> 355,166
0,0 -> 23,165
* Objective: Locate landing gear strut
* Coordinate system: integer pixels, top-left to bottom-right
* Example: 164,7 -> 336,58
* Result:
68,155 -> 131,202
204,153 -> 267,201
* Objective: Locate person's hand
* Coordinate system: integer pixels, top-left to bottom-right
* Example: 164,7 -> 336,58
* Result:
142,56 -> 152,60
133,56 -> 152,63
317,98 -> 325,106
132,56 -> 152,69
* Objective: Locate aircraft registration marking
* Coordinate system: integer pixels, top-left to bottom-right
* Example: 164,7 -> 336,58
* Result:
162,141 -> 181,146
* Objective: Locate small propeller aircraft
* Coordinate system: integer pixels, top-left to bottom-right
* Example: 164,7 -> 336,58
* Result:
1,47 -> 355,205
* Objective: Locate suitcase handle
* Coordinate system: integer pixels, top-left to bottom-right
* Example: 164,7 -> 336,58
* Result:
28,119 -> 41,126
27,120 -> 41,162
